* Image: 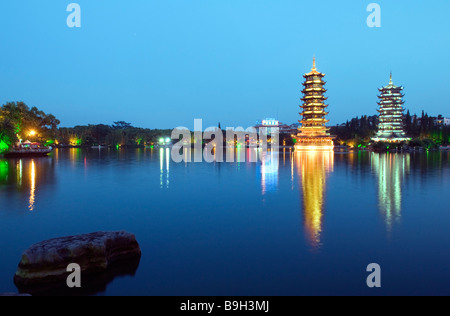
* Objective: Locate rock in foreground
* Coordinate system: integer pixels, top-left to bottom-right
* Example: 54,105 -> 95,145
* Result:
14,231 -> 141,290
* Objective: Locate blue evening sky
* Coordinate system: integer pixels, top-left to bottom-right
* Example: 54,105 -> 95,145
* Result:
0,0 -> 449,129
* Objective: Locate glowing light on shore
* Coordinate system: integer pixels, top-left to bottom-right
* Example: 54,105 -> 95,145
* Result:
295,145 -> 334,151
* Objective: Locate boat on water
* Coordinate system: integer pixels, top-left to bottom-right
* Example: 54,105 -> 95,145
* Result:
4,141 -> 53,158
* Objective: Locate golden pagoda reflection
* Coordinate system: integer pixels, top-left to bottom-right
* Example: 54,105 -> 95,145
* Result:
29,159 -> 36,211
371,153 -> 410,231
261,150 -> 279,194
296,150 -> 334,249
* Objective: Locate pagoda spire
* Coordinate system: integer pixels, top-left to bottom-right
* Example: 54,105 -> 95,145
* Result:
389,72 -> 393,85
306,56 -> 321,76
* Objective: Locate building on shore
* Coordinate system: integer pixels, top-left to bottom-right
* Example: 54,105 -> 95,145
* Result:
254,119 -> 298,135
372,73 -> 411,142
435,115 -> 450,126
295,57 -> 334,151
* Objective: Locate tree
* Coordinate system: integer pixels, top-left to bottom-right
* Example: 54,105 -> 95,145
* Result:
0,102 -> 60,148
112,121 -> 132,130
0,116 -> 16,153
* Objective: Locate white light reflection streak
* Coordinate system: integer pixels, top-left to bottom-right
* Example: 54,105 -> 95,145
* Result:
29,160 -> 36,211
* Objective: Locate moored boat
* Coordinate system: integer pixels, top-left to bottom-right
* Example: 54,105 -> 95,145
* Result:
4,141 -> 53,158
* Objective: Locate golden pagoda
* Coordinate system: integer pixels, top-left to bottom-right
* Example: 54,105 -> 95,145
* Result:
295,57 -> 334,151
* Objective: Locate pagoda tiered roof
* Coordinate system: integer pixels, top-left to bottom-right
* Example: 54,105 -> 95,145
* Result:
301,95 -> 328,101
295,57 -> 334,150
300,103 -> 327,108
302,80 -> 326,86
372,73 -> 410,143
302,87 -> 327,93
301,110 -> 329,115
377,99 -> 405,104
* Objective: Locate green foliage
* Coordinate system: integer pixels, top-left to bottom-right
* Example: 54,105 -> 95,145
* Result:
331,115 -> 378,145
0,139 -> 10,154
58,123 -> 172,147
112,121 -> 132,130
334,112 -> 450,147
0,160 -> 8,182
422,138 -> 439,150
372,141 -> 389,151
409,138 -> 424,147
0,104 -> 19,152
0,102 -> 60,145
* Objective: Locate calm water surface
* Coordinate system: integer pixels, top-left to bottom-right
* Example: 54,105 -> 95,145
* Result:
0,148 -> 449,295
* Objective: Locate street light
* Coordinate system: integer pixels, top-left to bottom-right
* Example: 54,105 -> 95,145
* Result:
28,130 -> 37,137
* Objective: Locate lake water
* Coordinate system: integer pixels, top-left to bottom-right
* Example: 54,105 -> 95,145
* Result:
0,148 -> 449,295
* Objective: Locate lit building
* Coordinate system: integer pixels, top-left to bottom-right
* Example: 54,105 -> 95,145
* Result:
254,119 -> 295,135
435,116 -> 450,126
372,73 -> 411,142
295,57 -> 334,151
255,118 -> 280,135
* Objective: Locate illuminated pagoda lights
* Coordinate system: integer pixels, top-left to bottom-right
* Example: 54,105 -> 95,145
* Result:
297,150 -> 334,249
295,57 -> 334,151
372,73 -> 411,142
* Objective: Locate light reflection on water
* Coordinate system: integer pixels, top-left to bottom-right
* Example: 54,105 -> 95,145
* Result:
0,157 -> 54,213
0,148 -> 449,295
296,150 -> 334,249
261,150 -> 279,195
29,160 -> 36,212
371,153 -> 410,232
159,148 -> 170,189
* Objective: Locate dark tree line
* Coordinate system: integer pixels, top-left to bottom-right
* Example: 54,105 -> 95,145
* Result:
0,102 -> 172,151
331,115 -> 379,144
58,122 -> 172,147
331,111 -> 450,147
